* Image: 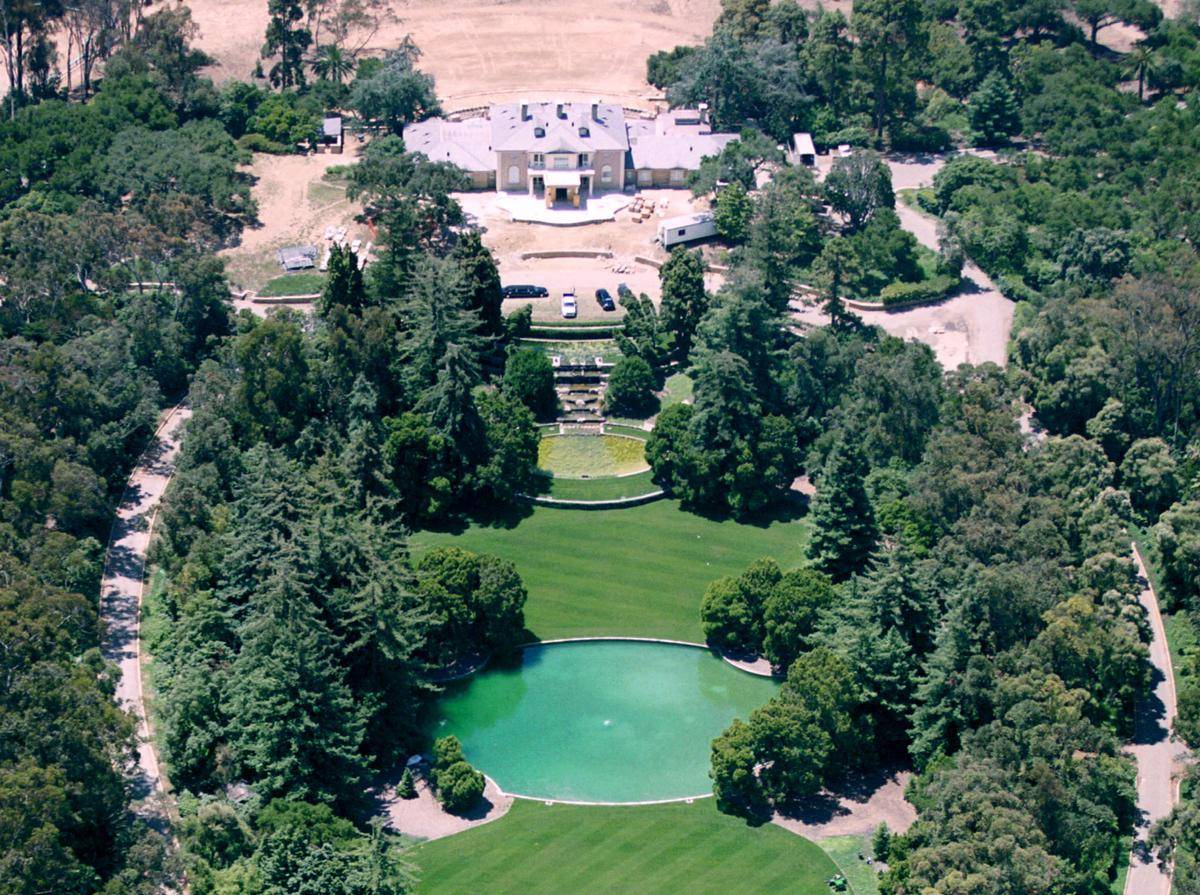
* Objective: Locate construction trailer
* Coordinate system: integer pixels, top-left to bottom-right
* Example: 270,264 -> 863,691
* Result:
792,132 -> 816,166
657,212 -> 717,248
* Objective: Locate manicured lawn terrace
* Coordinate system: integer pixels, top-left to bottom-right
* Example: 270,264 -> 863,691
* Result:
410,799 -> 838,895
533,468 -> 658,501
258,271 -> 326,296
410,500 -> 810,642
537,433 -> 648,478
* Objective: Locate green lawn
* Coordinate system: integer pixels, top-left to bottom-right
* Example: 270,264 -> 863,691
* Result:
410,500 -> 810,642
258,271 -> 326,296
819,835 -> 881,895
662,371 -> 694,407
534,468 -> 659,501
538,434 -> 647,477
409,799 -> 838,895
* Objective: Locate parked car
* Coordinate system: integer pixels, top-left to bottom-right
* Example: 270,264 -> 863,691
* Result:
595,288 -> 616,311
501,284 -> 549,298
561,290 -> 578,318
617,282 -> 633,300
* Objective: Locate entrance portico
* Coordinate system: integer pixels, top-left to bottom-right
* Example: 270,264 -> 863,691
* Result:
534,169 -> 593,207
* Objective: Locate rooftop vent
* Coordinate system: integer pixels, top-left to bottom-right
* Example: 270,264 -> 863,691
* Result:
534,126 -> 546,138
579,126 -> 590,137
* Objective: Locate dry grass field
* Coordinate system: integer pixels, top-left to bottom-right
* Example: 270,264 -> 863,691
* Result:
182,0 -> 726,107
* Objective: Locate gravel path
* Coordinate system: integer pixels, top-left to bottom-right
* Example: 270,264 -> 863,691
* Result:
772,768 -> 916,841
382,773 -> 513,842
1125,543 -> 1188,895
100,404 -> 191,814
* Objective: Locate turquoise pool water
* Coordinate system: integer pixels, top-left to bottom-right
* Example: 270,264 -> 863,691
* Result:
428,640 -> 778,803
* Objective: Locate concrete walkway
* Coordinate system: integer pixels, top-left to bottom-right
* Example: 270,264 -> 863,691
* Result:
1125,543 -> 1188,895
100,404 -> 191,812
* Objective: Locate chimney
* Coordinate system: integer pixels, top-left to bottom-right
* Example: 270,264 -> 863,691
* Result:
698,102 -> 709,124
591,99 -> 600,121
556,102 -> 565,119
520,100 -> 529,121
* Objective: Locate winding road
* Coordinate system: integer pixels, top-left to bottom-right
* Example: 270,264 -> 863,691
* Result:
1126,544 -> 1187,895
100,404 -> 191,814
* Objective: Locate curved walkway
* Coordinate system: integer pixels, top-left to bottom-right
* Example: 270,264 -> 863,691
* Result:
100,403 -> 191,815
1125,543 -> 1188,895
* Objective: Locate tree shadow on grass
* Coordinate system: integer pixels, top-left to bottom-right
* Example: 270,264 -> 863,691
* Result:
683,490 -> 809,529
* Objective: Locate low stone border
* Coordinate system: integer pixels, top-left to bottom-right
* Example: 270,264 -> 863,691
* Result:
519,249 -> 614,260
524,490 -> 665,509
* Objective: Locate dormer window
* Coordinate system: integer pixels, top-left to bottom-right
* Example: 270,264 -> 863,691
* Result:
534,127 -> 545,138
579,126 -> 590,138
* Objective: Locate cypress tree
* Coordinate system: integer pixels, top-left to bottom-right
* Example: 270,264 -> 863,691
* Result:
807,438 -> 878,581
227,547 -> 366,805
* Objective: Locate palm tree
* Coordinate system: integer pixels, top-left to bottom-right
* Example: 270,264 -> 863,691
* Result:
1124,44 -> 1159,103
312,44 -> 353,84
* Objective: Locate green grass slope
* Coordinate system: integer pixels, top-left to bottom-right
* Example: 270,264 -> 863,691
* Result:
410,500 -> 810,642
410,800 -> 837,895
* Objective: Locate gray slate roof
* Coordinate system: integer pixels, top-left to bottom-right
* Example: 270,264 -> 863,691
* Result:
626,111 -> 738,170
491,101 -> 629,153
403,117 -> 494,172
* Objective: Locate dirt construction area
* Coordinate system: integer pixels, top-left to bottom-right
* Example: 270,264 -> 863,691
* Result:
458,188 -> 724,322
219,151 -> 371,293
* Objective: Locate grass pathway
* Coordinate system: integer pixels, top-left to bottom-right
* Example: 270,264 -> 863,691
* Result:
410,500 -> 811,642
411,799 -> 839,895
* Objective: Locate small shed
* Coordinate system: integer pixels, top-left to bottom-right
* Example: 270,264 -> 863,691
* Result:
319,115 -> 344,154
792,132 -> 816,167
657,212 -> 716,248
276,245 -> 318,270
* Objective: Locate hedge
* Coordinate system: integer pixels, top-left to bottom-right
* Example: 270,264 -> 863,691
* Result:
527,326 -> 623,340
878,274 -> 959,308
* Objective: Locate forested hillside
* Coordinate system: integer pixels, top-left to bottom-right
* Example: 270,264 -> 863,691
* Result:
5,0 -> 1200,894
0,9 -> 236,893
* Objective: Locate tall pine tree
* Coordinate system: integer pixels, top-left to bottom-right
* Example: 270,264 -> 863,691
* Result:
807,438 -> 878,580
227,546 -> 366,805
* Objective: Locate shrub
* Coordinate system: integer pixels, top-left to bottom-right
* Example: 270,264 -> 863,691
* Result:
435,760 -> 485,814
236,132 -> 289,154
397,767 -> 417,799
605,356 -> 658,417
878,274 -> 959,307
432,735 -> 465,773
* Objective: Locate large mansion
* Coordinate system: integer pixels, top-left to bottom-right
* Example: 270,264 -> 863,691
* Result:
403,101 -> 738,204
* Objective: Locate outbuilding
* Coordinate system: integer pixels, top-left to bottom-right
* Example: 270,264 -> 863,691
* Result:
792,132 -> 816,167
319,115 -> 344,154
657,212 -> 717,248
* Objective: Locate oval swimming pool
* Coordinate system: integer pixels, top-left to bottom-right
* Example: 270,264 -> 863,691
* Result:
427,639 -> 777,803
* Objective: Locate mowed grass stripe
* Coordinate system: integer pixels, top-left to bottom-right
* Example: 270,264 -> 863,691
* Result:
410,800 -> 836,895
410,501 -> 810,642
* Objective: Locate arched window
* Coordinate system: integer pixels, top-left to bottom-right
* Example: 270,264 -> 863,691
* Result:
507,165 -> 520,185
600,165 -> 613,183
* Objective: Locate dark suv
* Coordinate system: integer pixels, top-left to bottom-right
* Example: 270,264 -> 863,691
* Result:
595,288 -> 616,311
501,284 -> 549,298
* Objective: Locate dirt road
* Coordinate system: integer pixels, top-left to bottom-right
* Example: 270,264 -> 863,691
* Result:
1125,543 -> 1188,895
795,152 -> 1015,369
100,404 -> 191,810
